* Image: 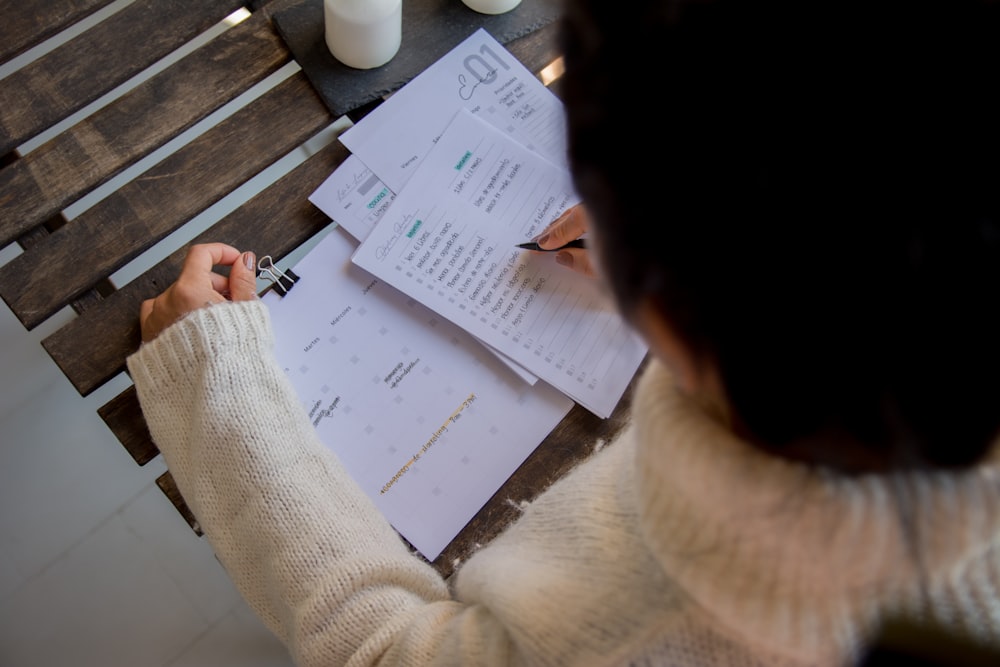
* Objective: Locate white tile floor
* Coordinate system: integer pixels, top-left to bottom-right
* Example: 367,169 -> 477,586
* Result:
0,298 -> 296,667
0,5 -> 343,665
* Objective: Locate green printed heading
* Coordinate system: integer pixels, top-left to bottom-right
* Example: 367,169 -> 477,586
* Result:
454,150 -> 472,171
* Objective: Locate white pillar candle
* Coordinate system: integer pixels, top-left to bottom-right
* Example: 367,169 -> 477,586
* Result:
461,0 -> 522,15
324,0 -> 402,70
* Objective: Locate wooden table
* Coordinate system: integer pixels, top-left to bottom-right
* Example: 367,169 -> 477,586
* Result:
0,0 -> 638,578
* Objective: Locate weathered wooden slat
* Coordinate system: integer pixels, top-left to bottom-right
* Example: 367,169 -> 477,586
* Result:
56,137 -> 348,397
98,386 -> 158,466
0,72 -> 333,330
16,214 -> 111,314
15,217 -> 62,250
40,24 -> 562,392
0,0 -> 116,65
501,21 -> 561,85
0,0 -> 247,157
157,472 -> 203,536
0,10 -> 292,250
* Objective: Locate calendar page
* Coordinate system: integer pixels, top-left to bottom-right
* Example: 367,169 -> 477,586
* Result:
263,227 -> 573,561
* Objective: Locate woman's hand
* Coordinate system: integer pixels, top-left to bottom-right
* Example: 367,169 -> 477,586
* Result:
533,204 -> 596,277
139,243 -> 258,342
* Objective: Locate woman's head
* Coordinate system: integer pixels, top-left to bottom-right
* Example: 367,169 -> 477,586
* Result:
560,0 -> 1000,470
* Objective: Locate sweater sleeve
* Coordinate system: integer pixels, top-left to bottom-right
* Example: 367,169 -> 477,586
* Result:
125,300 -> 512,666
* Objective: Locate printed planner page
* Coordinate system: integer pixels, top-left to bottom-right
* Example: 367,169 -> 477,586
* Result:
351,109 -> 648,418
263,227 -> 573,561
308,153 -> 539,385
339,28 -> 568,194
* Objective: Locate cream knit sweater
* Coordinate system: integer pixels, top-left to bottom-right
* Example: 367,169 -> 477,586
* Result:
127,300 -> 1000,666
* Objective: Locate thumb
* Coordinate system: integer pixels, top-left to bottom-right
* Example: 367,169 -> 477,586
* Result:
537,205 -> 587,250
555,249 -> 597,278
228,251 -> 259,302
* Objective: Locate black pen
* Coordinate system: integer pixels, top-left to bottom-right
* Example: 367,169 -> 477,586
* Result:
515,238 -> 587,252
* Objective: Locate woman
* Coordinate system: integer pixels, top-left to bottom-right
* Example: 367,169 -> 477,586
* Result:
128,0 -> 1000,664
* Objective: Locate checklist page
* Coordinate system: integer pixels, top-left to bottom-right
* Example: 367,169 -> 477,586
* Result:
352,109 -> 647,418
308,152 -> 539,385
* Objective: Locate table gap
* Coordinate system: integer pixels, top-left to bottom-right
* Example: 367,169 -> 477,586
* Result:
108,111 -> 349,293
55,58 -> 302,230
0,0 -> 138,81
11,6 -> 253,156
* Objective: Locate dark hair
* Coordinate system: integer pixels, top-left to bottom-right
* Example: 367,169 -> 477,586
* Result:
560,0 -> 1000,469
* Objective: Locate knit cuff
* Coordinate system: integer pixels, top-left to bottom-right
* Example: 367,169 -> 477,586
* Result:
126,299 -> 274,396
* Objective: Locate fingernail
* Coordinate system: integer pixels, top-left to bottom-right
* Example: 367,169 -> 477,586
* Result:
556,252 -> 573,267
243,251 -> 255,271
535,233 -> 550,247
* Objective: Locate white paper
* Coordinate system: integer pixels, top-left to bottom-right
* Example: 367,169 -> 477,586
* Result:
263,227 -> 573,561
352,109 -> 648,418
308,153 -> 539,386
314,29 -> 568,385
309,154 -> 392,243
340,27 -> 568,194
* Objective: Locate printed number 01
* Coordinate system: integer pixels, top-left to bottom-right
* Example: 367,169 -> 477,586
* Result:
463,44 -> 511,85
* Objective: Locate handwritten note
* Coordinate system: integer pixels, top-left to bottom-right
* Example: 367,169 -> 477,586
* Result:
263,227 -> 573,561
309,154 -> 392,243
352,109 -> 647,418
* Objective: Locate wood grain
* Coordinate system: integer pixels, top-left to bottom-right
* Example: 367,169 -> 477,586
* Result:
0,0 -> 117,65
0,0 -> 247,157
98,386 -> 158,466
0,72 -> 333,330
53,138 -> 350,397
0,10 -> 292,250
41,24 -> 563,392
157,472 -> 203,536
499,21 -> 562,82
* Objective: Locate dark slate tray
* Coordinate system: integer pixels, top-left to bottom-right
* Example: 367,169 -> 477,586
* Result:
271,0 -> 561,117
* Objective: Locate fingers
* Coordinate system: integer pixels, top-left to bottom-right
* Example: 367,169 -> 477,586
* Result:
555,248 -> 597,278
139,291 -> 185,343
181,243 -> 241,298
227,251 -> 258,302
182,243 -> 242,274
209,272 -> 230,293
138,243 -> 254,343
191,244 -> 256,301
140,298 -> 153,323
536,205 -> 590,250
139,298 -> 155,343
531,205 -> 596,278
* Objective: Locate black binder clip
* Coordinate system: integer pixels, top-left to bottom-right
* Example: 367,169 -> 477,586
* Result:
257,255 -> 299,297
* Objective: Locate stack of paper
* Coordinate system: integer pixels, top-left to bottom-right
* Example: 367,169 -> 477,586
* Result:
265,29 -> 647,561
314,28 -> 648,419
263,228 -> 573,561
